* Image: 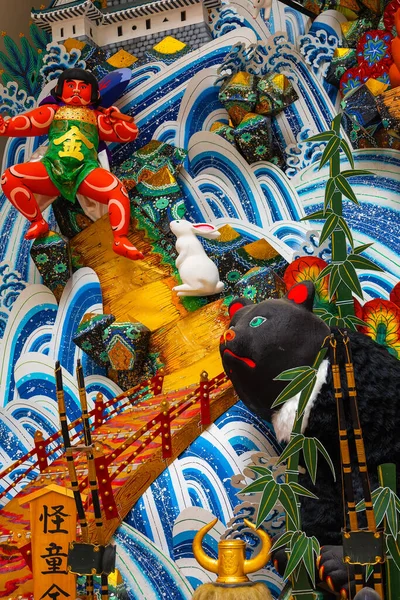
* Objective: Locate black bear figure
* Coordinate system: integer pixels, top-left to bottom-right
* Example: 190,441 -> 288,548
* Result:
219,281 -> 400,597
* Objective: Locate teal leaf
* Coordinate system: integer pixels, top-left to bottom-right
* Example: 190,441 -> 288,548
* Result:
271,368 -> 317,409
347,254 -> 384,272
256,479 -> 280,527
284,532 -> 308,580
274,366 -> 311,381
277,433 -> 305,465
306,131 -> 335,144
303,437 -> 318,485
339,261 -> 363,298
280,483 -> 300,530
353,243 -> 374,255
270,530 -> 295,553
373,487 -> 391,527
315,438 -> 336,481
340,139 -> 354,169
319,136 -> 341,170
241,475 -> 274,495
335,174 -> 360,205
289,482 -> 318,499
338,216 -> 354,249
319,213 -> 339,245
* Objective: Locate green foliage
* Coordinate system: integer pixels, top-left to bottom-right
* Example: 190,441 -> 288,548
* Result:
301,114 -> 384,328
271,531 -> 320,586
0,27 -> 49,99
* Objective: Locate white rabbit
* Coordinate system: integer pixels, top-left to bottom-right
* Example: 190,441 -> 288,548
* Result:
252,0 -> 272,19
170,220 -> 225,297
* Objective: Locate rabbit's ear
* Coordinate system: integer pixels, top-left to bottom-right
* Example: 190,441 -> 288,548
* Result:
192,223 -> 220,239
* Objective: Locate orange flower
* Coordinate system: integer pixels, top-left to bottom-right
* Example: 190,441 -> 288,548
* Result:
390,281 -> 400,309
284,257 -> 330,303
361,299 -> 400,358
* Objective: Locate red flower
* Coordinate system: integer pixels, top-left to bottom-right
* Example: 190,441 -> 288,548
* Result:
360,298 -> 400,358
284,257 -> 330,303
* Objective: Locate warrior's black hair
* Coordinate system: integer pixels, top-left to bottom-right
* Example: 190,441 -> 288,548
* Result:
53,68 -> 100,104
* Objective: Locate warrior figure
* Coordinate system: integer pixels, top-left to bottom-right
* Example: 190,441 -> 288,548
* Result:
0,68 -> 143,260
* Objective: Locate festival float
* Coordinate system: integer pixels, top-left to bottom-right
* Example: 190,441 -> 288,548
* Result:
0,0 -> 399,598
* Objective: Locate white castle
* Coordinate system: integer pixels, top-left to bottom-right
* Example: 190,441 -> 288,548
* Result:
32,0 -> 215,56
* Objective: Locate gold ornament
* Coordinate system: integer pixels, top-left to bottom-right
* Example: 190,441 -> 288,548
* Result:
192,518 -> 272,585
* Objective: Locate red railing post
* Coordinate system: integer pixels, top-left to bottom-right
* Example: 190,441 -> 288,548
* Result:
160,398 -> 172,459
94,392 -> 104,429
34,430 -> 48,473
93,444 -> 119,520
200,371 -> 211,426
151,369 -> 165,396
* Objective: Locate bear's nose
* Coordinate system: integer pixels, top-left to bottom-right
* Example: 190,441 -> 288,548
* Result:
220,329 -> 235,344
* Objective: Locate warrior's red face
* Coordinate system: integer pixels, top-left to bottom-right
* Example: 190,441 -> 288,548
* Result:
61,79 -> 92,106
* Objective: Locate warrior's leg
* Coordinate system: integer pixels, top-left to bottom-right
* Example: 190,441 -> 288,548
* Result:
78,168 -> 144,260
1,162 -> 59,239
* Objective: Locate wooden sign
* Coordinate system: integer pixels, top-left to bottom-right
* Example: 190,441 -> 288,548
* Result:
20,485 -> 76,599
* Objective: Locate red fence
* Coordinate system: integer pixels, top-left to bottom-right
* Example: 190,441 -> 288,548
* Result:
0,369 -> 228,510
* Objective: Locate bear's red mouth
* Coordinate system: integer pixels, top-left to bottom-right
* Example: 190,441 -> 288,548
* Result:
223,349 -> 256,368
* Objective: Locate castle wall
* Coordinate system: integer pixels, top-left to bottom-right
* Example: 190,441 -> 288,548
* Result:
102,21 -> 211,59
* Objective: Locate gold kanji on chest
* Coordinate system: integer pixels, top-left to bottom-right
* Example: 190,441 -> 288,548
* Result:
54,125 -> 94,161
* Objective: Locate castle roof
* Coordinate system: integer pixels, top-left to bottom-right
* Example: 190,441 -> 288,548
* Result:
32,0 -> 201,31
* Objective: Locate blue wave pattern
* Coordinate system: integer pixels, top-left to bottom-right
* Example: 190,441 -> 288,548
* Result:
115,401 -> 283,598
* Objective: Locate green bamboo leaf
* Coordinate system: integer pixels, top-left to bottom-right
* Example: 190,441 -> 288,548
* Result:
256,479 -> 280,527
289,482 -> 318,499
297,379 -> 317,418
395,494 -> 400,512
274,366 -> 311,381
301,209 -> 330,221
335,174 -> 360,205
319,136 -> 341,170
289,530 -> 302,551
353,243 -> 374,255
321,313 -> 333,324
315,439 -> 336,481
340,139 -> 355,169
306,131 -> 335,144
303,537 -> 316,585
316,264 -> 335,280
277,433 -> 305,465
280,483 -> 300,529
365,563 -> 374,582
324,177 -> 336,212
303,437 -> 318,485
347,254 -> 384,272
312,536 -> 320,557
331,316 -> 345,327
270,530 -> 295,553
331,113 -> 342,131
271,369 -> 317,409
329,265 -> 341,300
247,466 -> 274,478
387,535 -> 400,571
338,216 -> 354,249
319,213 -> 339,245
341,169 -> 374,178
283,532 -> 308,580
345,315 -> 368,327
241,475 -> 274,495
339,261 -> 363,299
342,317 -> 358,332
387,492 -> 398,539
373,487 -> 391,527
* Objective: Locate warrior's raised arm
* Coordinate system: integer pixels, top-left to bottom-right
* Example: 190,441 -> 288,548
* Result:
0,105 -> 58,138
